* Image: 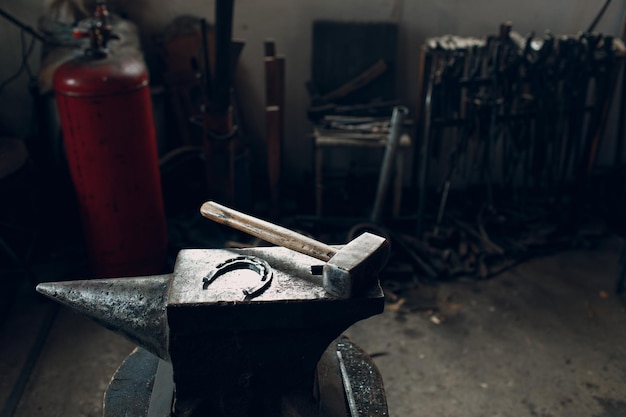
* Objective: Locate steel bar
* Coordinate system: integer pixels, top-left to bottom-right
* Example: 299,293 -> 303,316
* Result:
371,106 -> 408,223
416,53 -> 438,237
200,18 -> 212,102
212,0 -> 235,113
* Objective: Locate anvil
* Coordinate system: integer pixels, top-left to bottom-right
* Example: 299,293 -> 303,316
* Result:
37,245 -> 388,416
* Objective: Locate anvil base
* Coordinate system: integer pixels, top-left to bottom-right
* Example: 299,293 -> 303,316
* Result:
103,336 -> 388,417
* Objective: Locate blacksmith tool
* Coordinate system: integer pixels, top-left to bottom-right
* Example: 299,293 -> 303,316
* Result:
36,203 -> 390,417
201,201 -> 390,298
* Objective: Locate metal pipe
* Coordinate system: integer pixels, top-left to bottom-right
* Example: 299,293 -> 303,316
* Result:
371,105 -> 408,223
434,179 -> 451,236
200,18 -> 212,103
586,0 -> 612,33
416,54 -> 438,237
212,0 -> 234,112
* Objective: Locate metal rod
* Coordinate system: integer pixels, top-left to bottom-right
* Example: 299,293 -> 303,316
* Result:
0,8 -> 45,43
434,179 -> 451,235
212,0 -> 235,112
614,11 -> 626,169
416,54 -> 438,237
586,0 -> 612,33
371,106 -> 408,223
200,18 -> 212,104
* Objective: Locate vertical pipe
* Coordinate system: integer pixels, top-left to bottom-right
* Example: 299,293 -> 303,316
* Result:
212,0 -> 234,113
200,18 -> 212,103
416,54 -> 438,237
371,106 -> 408,223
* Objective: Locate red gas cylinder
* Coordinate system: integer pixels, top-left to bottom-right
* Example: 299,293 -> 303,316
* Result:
53,6 -> 167,278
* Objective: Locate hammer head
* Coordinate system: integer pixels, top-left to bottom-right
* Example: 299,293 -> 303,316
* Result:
323,232 -> 390,298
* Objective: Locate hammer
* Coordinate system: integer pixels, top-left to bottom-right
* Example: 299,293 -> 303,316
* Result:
200,201 -> 390,297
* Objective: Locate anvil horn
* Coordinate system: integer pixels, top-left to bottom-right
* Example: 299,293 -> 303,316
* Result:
36,275 -> 171,361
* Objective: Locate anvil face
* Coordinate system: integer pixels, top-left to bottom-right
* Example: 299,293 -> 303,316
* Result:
167,247 -> 383,330
37,246 -> 385,417
169,247 -> 327,305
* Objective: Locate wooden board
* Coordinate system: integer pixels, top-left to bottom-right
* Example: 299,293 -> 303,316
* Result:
311,21 -> 398,104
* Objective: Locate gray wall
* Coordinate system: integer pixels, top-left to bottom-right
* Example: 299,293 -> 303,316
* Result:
1,0 -> 625,185
0,1 -> 43,140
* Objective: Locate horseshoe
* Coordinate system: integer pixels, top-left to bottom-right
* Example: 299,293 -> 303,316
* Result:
202,256 -> 273,300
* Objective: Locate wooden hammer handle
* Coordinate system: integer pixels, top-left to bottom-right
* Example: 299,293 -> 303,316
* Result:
201,201 -> 337,262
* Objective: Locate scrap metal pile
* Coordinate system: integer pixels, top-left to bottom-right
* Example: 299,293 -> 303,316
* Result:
405,22 -> 626,283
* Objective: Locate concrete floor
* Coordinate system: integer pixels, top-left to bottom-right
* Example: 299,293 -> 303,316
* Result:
1,235 -> 625,417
